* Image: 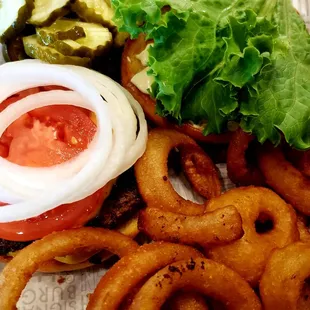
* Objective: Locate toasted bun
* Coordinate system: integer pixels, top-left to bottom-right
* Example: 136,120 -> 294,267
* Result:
121,34 -> 232,144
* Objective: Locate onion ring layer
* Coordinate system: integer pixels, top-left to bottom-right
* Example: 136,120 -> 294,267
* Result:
258,144 -> 310,215
260,242 -> 310,310
0,60 -> 147,222
87,242 -> 203,309
138,206 -> 243,247
0,228 -> 138,308
128,258 -> 262,310
206,187 -> 299,286
227,128 -> 264,186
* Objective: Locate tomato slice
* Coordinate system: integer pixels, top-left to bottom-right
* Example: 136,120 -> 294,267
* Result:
0,87 -> 104,242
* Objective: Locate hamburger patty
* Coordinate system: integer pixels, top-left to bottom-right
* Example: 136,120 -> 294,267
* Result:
0,239 -> 31,256
88,168 -> 145,229
0,168 -> 145,256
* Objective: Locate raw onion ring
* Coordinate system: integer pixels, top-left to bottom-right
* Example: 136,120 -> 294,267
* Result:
0,60 -> 147,222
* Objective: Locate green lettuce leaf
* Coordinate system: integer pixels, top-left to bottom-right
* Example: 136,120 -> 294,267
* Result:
113,0 -> 310,149
241,0 -> 310,149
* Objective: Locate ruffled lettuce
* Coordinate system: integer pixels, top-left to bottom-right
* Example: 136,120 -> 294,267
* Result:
112,0 -> 310,149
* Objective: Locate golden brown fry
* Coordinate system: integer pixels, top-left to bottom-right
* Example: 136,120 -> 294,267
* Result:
297,215 -> 310,243
0,216 -> 139,273
227,128 -> 265,186
128,258 -> 262,310
285,147 -> 310,177
180,145 -> 221,199
0,228 -> 138,309
258,144 -> 310,215
260,242 -> 310,310
206,187 -> 299,286
168,291 -> 209,310
87,242 -> 204,309
138,206 -> 243,247
135,129 -> 206,215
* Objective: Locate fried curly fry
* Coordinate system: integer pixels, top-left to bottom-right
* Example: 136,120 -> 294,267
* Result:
297,215 -> 310,243
180,145 -> 221,199
285,147 -> 310,177
87,242 -> 204,309
258,144 -> 310,215
168,291 -> 209,310
0,228 -> 138,309
135,129 -> 208,215
128,258 -> 262,310
260,242 -> 310,310
227,128 -> 264,186
138,206 -> 243,247
0,216 -> 140,273
206,187 -> 299,286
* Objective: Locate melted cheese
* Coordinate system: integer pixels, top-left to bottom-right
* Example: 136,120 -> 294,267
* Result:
131,44 -> 155,94
131,67 -> 155,94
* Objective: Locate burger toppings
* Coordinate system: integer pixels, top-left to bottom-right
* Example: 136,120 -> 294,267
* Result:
113,0 -> 310,150
0,60 -> 147,235
130,44 -> 155,94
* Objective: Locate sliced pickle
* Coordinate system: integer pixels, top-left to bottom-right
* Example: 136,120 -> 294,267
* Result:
0,0 -> 34,43
28,0 -> 70,26
36,19 -> 86,45
71,0 -> 115,29
50,23 -> 113,58
23,34 -> 91,66
113,31 -> 130,47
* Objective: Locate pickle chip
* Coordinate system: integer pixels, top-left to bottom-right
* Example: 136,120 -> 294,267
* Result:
71,0 -> 115,29
0,0 -> 34,43
23,34 -> 91,67
28,0 -> 70,26
49,23 -> 113,58
37,19 -> 86,45
113,31 -> 130,47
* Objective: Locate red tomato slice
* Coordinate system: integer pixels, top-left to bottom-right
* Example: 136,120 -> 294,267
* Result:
0,87 -> 104,242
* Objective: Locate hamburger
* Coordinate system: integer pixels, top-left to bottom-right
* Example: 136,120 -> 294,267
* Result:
115,0 -> 309,151
121,34 -> 232,144
0,60 -> 147,271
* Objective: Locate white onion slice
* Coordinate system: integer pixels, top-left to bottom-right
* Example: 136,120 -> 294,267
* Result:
0,60 -> 147,222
